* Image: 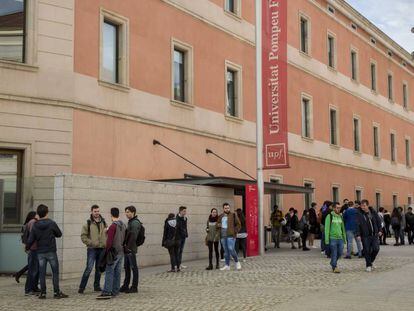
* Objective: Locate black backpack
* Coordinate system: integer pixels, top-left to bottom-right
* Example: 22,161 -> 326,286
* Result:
136,219 -> 146,247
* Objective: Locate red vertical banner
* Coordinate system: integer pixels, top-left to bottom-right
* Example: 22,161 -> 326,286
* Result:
262,0 -> 289,169
245,184 -> 259,257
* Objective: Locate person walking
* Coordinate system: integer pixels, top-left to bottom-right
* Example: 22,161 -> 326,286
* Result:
26,204 -> 68,299
343,202 -> 362,259
78,205 -> 107,294
162,213 -> 179,272
175,206 -> 188,270
391,207 -> 402,246
383,209 -> 391,238
120,206 -> 142,294
356,200 -> 382,272
22,211 -> 40,295
308,202 -> 318,248
97,208 -> 126,299
324,202 -> 346,273
235,208 -> 247,262
217,203 -> 241,271
270,205 -> 284,248
319,201 -> 333,256
405,207 -> 414,245
205,208 -> 220,270
398,207 -> 406,245
299,209 -> 310,251
377,207 -> 387,245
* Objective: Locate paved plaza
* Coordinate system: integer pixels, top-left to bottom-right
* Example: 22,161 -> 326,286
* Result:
1,243 -> 414,311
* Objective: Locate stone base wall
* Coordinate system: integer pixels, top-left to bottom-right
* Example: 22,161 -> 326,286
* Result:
53,174 -> 234,279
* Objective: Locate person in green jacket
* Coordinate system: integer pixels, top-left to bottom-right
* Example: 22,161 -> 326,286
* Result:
325,202 -> 347,273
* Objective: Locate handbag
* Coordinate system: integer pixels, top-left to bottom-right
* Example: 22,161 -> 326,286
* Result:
163,239 -> 176,249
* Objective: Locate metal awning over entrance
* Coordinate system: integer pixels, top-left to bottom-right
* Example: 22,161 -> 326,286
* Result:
157,175 -> 313,196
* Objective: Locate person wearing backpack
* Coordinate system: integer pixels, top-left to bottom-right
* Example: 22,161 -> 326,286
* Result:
78,204 -> 107,294
325,202 -> 346,273
162,213 -> 179,272
120,205 -> 142,294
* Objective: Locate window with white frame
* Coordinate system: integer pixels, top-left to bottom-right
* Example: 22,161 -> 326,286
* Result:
225,0 -> 241,17
100,9 -> 129,86
301,95 -> 312,139
329,107 -> 339,146
393,194 -> 398,209
327,33 -> 336,69
373,124 -> 380,158
270,177 -> 282,210
375,192 -> 381,210
304,181 -> 313,210
225,61 -> 242,118
405,137 -> 411,167
300,15 -> 310,54
408,196 -> 413,207
370,62 -> 377,92
353,117 -> 361,152
387,73 -> 394,101
390,132 -> 396,163
350,49 -> 358,81
355,188 -> 362,202
332,185 -> 340,203
403,83 -> 408,109
172,39 -> 193,105
0,0 -> 26,63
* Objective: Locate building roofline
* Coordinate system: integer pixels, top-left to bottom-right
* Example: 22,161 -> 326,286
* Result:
329,0 -> 413,64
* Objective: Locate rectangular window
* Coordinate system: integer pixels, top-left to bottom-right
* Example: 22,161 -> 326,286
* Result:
353,117 -> 360,152
405,138 -> 411,167
0,0 -> 26,63
173,49 -> 185,102
332,186 -> 339,203
329,108 -> 338,145
102,21 -> 119,83
0,149 -> 23,226
403,83 -> 408,109
351,50 -> 358,81
327,35 -> 335,68
300,17 -> 309,54
225,61 -> 242,118
225,0 -> 240,15
370,62 -> 377,92
393,194 -> 398,209
408,196 -> 413,207
373,125 -> 380,158
390,132 -> 396,162
375,192 -> 381,210
355,189 -> 362,202
388,74 -> 393,101
304,182 -> 313,210
301,97 -> 312,138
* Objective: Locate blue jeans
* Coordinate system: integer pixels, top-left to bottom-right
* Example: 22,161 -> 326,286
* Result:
103,254 -> 123,296
123,252 -> 139,288
79,248 -> 104,290
329,239 -> 344,269
221,237 -> 239,266
346,230 -> 362,257
25,250 -> 39,293
177,238 -> 186,268
38,252 -> 60,294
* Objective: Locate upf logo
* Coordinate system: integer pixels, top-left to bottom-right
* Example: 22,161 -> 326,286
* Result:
265,143 -> 287,167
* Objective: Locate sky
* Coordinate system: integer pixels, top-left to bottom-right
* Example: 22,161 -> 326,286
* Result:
346,0 -> 414,52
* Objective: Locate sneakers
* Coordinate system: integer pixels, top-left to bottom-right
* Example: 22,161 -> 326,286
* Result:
78,288 -> 84,294
119,286 -> 128,293
333,267 -> 341,273
38,293 -> 46,299
220,265 -> 230,271
205,265 -> 213,270
94,287 -> 102,292
302,247 -> 310,251
220,258 -> 225,262
344,255 -> 352,259
125,287 -> 138,294
236,261 -> 242,270
96,293 -> 112,300
180,265 -> 187,269
366,266 -> 372,272
54,292 -> 68,299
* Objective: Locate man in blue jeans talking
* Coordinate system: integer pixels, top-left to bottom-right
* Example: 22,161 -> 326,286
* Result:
26,204 -> 68,299
217,203 -> 242,271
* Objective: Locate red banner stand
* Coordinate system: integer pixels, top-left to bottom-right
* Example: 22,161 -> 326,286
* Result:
245,184 -> 259,257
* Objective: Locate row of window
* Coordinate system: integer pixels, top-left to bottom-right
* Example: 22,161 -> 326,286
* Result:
301,95 -> 412,166
300,14 -> 411,110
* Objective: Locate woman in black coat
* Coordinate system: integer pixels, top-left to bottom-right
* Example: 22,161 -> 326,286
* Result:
162,213 -> 180,272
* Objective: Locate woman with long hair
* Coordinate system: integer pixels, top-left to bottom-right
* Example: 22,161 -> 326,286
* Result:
162,213 -> 179,272
205,208 -> 220,270
235,208 -> 247,262
13,211 -> 37,284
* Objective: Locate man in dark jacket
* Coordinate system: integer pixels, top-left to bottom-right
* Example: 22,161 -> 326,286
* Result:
120,205 -> 141,294
356,199 -> 382,272
405,207 -> 414,245
175,206 -> 188,270
26,204 -> 68,299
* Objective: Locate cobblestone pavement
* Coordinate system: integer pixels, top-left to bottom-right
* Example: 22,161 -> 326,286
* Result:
1,243 -> 414,311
